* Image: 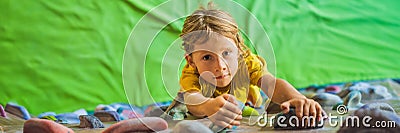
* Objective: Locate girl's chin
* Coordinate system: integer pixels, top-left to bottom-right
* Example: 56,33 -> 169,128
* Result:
202,77 -> 232,87
215,81 -> 231,87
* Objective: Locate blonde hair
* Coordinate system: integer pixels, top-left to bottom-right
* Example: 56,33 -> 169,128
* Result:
180,2 -> 250,57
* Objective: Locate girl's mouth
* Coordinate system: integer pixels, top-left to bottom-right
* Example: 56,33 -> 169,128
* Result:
215,74 -> 230,79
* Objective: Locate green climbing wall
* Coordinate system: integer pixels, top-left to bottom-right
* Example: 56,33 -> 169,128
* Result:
1,0 -> 399,115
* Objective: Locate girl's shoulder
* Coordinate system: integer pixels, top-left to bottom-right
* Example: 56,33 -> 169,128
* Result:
243,52 -> 267,67
244,52 -> 265,62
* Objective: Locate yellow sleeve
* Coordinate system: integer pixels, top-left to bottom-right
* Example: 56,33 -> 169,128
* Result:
248,85 -> 263,107
245,53 -> 269,86
179,64 -> 201,92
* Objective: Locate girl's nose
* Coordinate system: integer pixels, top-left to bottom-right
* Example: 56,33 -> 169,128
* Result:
215,57 -> 227,72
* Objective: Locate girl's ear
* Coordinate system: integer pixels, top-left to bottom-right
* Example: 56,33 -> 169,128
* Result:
185,54 -> 196,68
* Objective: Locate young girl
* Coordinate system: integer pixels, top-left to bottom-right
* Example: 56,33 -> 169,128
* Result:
179,4 -> 323,129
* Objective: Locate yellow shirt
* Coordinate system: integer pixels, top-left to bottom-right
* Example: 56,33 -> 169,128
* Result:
179,52 -> 269,107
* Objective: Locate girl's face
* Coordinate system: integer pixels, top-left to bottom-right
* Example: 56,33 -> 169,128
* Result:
186,35 -> 239,87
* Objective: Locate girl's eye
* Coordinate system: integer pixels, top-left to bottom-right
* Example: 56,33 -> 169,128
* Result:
202,55 -> 212,61
222,51 -> 230,56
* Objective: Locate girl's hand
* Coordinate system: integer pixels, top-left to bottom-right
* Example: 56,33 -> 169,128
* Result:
205,94 -> 242,129
280,98 -> 325,126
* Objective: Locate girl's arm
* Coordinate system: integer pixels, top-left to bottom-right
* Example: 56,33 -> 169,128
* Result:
257,74 -> 305,103
257,74 -> 324,121
183,92 -> 210,117
184,92 -> 242,129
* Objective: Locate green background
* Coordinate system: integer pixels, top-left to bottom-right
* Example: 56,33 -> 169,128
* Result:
1,0 -> 399,115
